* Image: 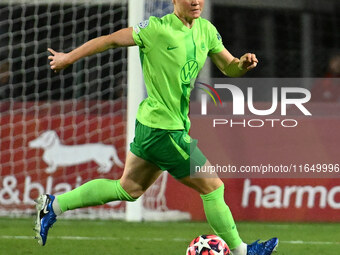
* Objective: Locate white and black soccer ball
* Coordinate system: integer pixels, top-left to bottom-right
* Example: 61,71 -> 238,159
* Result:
186,235 -> 231,255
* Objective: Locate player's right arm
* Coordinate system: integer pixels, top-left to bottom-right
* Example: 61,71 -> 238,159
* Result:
48,27 -> 135,72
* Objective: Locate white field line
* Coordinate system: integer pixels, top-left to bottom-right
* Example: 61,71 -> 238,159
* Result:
0,235 -> 340,245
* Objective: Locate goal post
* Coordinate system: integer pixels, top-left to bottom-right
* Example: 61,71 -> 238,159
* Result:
125,0 -> 145,222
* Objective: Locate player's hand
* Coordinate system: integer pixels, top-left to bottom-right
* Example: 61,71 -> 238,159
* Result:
238,53 -> 258,71
47,48 -> 70,73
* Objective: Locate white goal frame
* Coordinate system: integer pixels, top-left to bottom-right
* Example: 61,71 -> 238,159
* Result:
126,0 -> 145,222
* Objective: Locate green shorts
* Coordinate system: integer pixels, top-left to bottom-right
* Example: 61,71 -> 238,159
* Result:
130,120 -> 207,179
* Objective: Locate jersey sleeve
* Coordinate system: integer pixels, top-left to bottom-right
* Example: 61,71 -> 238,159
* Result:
132,16 -> 161,51
207,22 -> 224,55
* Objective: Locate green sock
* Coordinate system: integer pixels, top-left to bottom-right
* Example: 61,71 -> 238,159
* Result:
200,184 -> 242,250
56,179 -> 136,212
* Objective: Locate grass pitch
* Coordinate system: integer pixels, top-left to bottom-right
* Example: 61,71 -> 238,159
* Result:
0,217 -> 339,255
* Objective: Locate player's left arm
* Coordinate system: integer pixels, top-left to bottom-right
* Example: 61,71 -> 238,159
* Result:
210,48 -> 258,77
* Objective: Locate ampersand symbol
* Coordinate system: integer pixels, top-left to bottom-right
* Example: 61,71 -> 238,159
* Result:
0,176 -> 20,205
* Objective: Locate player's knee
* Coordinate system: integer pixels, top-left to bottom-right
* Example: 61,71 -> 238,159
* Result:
179,176 -> 223,195
199,183 -> 223,195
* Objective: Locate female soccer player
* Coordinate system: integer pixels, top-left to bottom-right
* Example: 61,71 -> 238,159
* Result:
35,1 -> 278,254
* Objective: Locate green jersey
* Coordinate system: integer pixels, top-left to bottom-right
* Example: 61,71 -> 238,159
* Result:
132,13 -> 224,131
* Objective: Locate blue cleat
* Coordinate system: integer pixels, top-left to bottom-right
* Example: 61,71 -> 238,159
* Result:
247,238 -> 279,255
34,194 -> 57,246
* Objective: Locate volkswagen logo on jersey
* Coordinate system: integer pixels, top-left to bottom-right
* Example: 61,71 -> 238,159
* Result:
180,60 -> 199,84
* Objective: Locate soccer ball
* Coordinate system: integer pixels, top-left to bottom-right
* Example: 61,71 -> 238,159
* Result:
186,235 -> 231,255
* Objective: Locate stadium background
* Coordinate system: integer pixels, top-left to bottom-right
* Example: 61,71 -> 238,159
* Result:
0,0 -> 339,254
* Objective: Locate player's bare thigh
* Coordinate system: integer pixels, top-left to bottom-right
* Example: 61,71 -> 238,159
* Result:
178,159 -> 223,195
120,151 -> 162,199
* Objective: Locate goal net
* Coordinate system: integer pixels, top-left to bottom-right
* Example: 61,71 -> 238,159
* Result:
0,0 -> 190,221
